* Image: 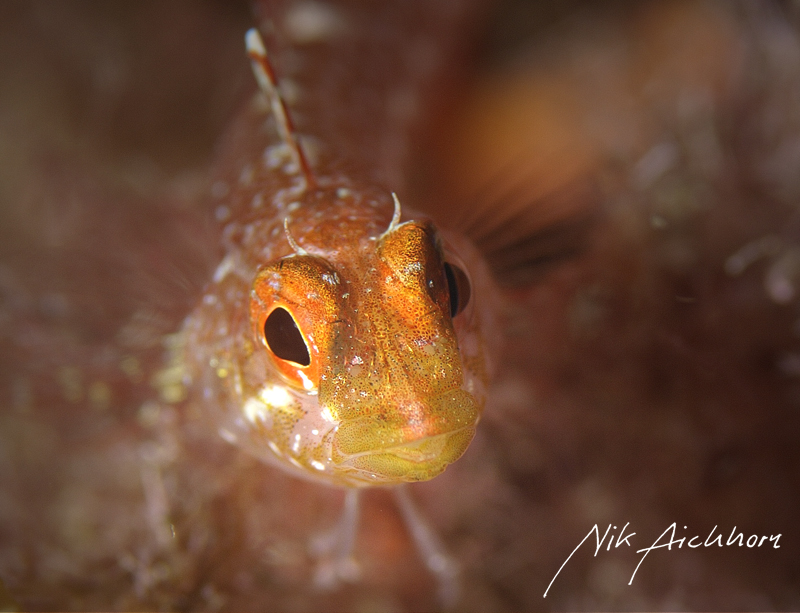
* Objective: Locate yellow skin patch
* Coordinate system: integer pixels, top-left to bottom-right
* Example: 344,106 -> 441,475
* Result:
181,186 -> 489,487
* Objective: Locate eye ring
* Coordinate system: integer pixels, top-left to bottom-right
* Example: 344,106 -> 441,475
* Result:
263,306 -> 311,366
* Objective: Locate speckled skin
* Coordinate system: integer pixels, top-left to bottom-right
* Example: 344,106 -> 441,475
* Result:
179,169 -> 491,486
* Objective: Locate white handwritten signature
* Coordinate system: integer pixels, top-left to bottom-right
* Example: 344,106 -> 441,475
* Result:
544,523 -> 782,598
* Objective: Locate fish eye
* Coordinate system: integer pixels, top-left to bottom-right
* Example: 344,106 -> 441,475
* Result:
444,262 -> 471,318
264,307 -> 311,366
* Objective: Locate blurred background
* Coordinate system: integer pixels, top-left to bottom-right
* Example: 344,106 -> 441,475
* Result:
1,0 -> 800,610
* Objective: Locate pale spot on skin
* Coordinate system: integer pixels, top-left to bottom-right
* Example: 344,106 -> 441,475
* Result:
213,254 -> 236,283
264,144 -> 293,169
320,405 -> 335,423
298,371 -> 315,391
244,397 -> 269,424
259,384 -> 292,407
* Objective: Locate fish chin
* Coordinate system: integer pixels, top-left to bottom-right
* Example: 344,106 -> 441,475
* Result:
335,425 -> 477,485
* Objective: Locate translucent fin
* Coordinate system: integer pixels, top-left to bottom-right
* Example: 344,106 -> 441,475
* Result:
394,485 -> 461,609
309,489 -> 362,589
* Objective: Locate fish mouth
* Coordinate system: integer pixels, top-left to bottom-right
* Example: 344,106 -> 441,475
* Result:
338,425 -> 477,484
328,388 -> 480,484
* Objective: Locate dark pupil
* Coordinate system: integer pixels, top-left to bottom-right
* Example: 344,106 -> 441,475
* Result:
264,307 -> 310,366
444,262 -> 471,318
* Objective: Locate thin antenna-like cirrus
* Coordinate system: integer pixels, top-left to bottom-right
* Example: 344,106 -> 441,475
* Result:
378,193 -> 404,240
284,216 -> 308,256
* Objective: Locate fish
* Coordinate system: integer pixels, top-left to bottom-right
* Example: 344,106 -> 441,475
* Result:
178,24 -> 493,490
168,18 -> 496,601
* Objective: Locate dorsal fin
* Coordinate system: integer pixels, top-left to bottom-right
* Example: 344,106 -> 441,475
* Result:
246,28 -> 315,191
